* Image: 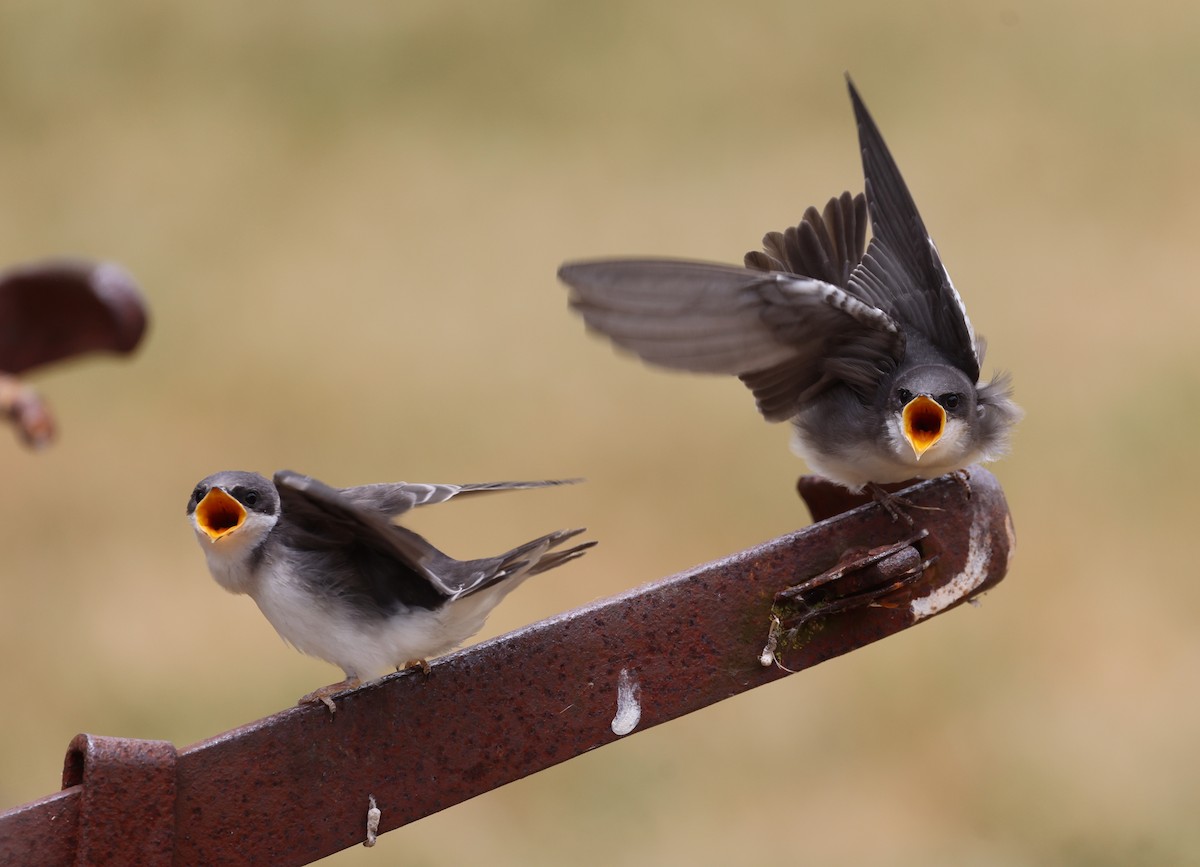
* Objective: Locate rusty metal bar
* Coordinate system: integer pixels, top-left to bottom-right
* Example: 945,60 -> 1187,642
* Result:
0,467 -> 1013,866
61,734 -> 178,866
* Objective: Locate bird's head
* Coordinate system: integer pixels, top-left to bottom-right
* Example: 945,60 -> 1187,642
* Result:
888,365 -> 978,464
187,471 -> 280,551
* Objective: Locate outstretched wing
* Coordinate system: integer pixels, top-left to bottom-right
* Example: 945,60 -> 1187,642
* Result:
339,478 -> 583,519
275,472 -> 590,608
744,191 -> 868,289
275,470 -> 465,610
846,77 -> 980,380
560,258 -> 902,421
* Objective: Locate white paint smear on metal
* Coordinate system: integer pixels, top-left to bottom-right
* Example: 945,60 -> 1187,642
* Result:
363,794 -> 380,848
910,509 -> 993,621
611,668 -> 641,736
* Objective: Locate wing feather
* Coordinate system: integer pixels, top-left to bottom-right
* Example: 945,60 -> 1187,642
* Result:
340,479 -> 581,519
846,78 -> 980,379
560,257 -> 902,420
275,472 -> 591,608
275,471 -> 461,604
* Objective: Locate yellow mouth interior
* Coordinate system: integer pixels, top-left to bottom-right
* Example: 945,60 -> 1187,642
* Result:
902,394 -> 946,458
196,487 -> 247,540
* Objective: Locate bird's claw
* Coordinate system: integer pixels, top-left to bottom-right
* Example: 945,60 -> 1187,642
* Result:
397,658 -> 432,677
949,468 -> 973,499
866,482 -> 915,525
865,482 -> 945,526
299,677 -> 362,715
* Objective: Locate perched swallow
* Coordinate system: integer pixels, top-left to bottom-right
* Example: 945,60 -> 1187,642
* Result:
187,470 -> 594,711
559,78 -> 1021,506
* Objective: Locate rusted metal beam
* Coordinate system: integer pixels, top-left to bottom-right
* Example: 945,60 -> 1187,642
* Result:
61,734 -> 177,866
0,467 -> 1014,866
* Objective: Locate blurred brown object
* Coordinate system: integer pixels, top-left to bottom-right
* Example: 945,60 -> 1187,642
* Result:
0,374 -> 55,448
0,259 -> 147,448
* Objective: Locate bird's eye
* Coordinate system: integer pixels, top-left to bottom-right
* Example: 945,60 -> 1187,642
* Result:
192,485 -> 207,503
941,393 -> 961,410
243,491 -> 259,507
896,388 -> 914,405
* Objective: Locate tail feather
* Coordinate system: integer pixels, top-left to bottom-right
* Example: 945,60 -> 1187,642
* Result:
526,539 -> 597,577
453,527 -> 594,598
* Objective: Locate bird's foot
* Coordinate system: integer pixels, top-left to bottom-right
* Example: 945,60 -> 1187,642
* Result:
865,482 -> 916,525
865,482 -> 942,526
397,658 -> 432,677
949,468 -> 973,499
299,677 -> 362,715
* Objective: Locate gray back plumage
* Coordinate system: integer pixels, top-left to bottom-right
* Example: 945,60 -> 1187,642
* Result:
273,471 -> 593,617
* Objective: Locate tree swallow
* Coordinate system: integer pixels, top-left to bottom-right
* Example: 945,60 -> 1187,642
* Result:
187,470 -> 594,711
558,78 -> 1021,508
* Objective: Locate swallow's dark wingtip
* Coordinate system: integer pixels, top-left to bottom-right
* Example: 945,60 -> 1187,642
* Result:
845,74 -> 870,123
557,261 -> 582,283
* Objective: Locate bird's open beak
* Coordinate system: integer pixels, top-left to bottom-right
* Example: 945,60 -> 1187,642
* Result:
195,487 -> 247,540
902,394 -> 946,459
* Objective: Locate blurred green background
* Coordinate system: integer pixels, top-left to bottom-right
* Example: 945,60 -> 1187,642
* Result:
2,2 -> 1198,864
